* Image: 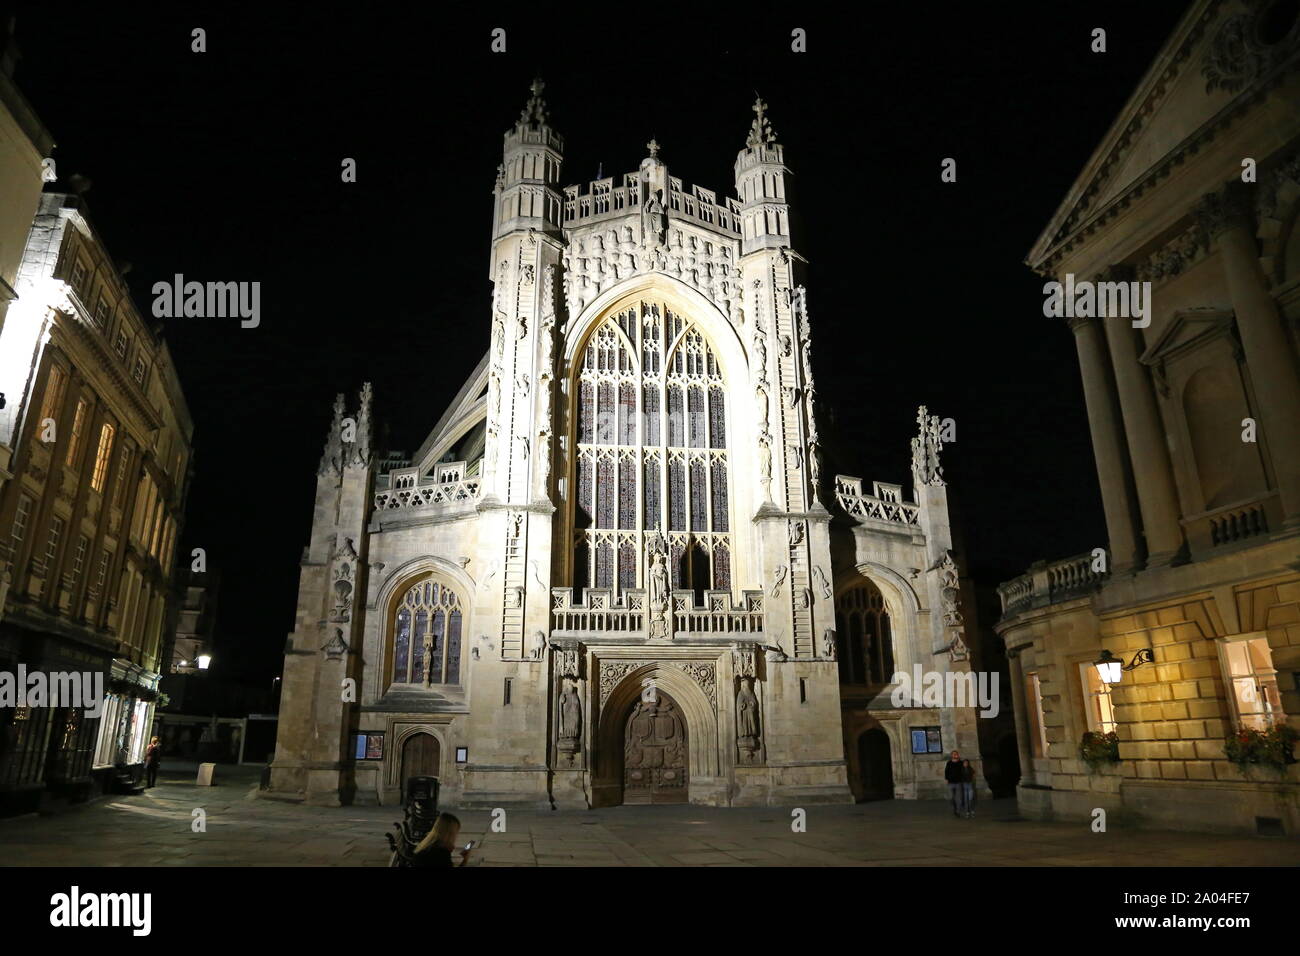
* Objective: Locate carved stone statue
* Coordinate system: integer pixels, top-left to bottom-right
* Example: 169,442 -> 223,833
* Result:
557,678 -> 582,750
423,630 -> 436,686
736,677 -> 760,760
822,628 -> 836,659
528,630 -> 546,660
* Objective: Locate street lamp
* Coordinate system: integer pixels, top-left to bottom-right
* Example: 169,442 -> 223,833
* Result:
197,654 -> 212,670
1094,648 -> 1154,684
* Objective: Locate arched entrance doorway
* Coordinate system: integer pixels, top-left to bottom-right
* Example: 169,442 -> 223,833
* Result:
400,732 -> 440,784
622,689 -> 689,805
857,727 -> 894,801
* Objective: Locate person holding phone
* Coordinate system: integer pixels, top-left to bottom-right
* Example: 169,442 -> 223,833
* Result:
411,812 -> 474,868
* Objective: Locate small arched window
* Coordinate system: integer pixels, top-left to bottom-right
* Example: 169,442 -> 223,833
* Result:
392,579 -> 463,686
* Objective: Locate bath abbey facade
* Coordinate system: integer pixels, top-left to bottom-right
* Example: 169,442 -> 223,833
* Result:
269,83 -> 986,808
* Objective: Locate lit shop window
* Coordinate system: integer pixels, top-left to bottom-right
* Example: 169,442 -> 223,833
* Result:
1219,636 -> 1285,731
1079,662 -> 1117,734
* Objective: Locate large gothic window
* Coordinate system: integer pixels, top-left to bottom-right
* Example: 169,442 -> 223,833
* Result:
573,302 -> 731,601
391,579 -> 463,686
835,581 -> 894,685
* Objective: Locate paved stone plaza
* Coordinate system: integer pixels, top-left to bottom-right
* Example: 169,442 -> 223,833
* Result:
0,763 -> 1296,867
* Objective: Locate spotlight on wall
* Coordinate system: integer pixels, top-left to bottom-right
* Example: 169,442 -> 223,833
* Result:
1094,648 -> 1155,684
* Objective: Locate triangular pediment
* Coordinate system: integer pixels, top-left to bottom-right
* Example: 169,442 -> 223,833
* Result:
1028,2 -> 1265,269
1139,308 -> 1235,366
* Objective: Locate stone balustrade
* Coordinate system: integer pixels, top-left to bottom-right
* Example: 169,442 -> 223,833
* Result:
998,552 -> 1106,617
834,475 -> 920,526
551,587 -> 764,637
373,477 -> 480,511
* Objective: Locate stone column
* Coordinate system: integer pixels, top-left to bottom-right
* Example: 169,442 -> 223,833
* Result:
1100,290 -> 1185,567
1005,648 -> 1034,787
1199,183 -> 1300,530
1067,316 -> 1142,573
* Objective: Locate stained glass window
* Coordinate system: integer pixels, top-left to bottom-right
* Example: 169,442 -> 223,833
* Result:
688,387 -> 705,447
618,538 -> 636,590
394,608 -> 411,683
573,303 -> 732,598
597,383 -> 615,444
709,388 -> 726,448
595,538 -> 613,588
390,580 -> 464,686
596,456 -> 614,528
711,458 -> 729,532
690,458 -> 707,531
619,383 -> 636,445
618,457 -> 636,529
834,581 -> 894,685
577,453 -> 593,528
579,382 -> 594,444
667,386 -> 684,447
643,457 -> 661,531
643,384 -> 660,446
669,458 -> 686,531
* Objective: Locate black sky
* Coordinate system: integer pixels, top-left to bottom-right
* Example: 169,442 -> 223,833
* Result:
11,2 -> 1192,682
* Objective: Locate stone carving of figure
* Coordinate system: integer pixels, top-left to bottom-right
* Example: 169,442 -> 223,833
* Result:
647,546 -> 670,641
755,386 -> 770,431
528,630 -> 545,660
423,631 -> 436,686
737,677 -> 760,746
789,521 -> 805,547
753,330 -> 767,373
758,430 -> 773,490
822,628 -> 836,659
813,565 -> 832,599
808,439 -> 822,487
558,678 -> 582,747
770,564 -> 788,598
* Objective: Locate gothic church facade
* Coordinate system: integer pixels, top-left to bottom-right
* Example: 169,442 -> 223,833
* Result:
270,83 -> 984,808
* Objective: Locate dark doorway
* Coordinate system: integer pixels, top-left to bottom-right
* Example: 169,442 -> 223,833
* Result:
622,689 -> 689,804
400,732 -> 440,783
857,727 -> 894,801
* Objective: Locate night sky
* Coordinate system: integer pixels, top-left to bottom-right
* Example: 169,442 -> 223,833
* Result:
11,3 -> 1191,683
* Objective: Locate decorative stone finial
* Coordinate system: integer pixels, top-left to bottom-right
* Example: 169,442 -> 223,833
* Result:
318,393 -> 346,477
520,76 -> 548,126
746,95 -> 777,148
646,137 -> 661,160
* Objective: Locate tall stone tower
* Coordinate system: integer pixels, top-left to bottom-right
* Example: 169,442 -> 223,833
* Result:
270,386 -> 374,804
459,78 -> 568,807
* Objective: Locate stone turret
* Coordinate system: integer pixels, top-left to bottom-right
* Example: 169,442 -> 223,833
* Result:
269,384 -> 375,804
734,96 -> 791,255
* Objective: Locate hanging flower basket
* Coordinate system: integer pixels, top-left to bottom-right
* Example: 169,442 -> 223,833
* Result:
1079,730 -> 1121,772
1223,724 -> 1298,776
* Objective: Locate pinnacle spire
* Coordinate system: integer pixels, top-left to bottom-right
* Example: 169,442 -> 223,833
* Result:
746,94 -> 777,148
519,76 -> 548,127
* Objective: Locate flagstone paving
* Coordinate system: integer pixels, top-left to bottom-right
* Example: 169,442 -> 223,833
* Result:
0,762 -> 1296,866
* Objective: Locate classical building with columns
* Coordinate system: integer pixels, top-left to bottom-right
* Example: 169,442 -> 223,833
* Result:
269,83 -> 989,808
998,0 -> 1300,834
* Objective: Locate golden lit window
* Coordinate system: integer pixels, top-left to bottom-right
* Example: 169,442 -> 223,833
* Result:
91,423 -> 115,492
1079,661 -> 1117,733
1218,636 -> 1285,730
38,364 -> 66,432
65,399 -> 88,467
1026,671 -> 1049,758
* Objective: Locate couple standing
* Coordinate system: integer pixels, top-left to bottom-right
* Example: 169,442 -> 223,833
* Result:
944,750 -> 977,818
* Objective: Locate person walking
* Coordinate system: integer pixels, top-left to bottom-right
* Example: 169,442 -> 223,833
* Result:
944,750 -> 966,817
144,736 -> 162,788
961,758 -> 977,818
